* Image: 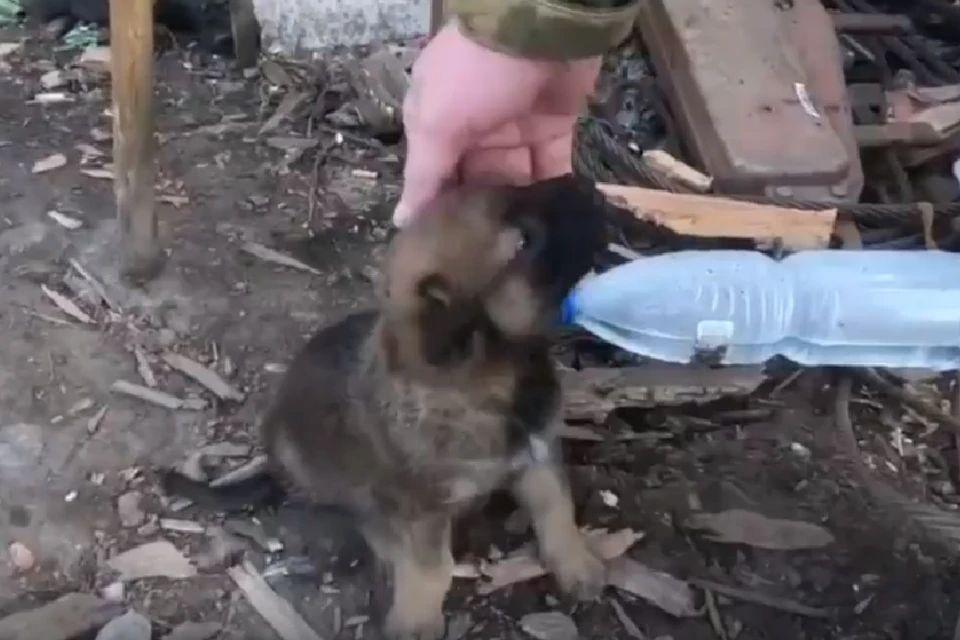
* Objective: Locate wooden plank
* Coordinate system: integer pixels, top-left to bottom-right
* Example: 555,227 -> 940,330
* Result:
597,183 -> 837,250
228,561 -> 323,640
110,0 -> 163,282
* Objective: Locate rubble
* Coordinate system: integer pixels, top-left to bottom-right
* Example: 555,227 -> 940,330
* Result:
519,612 -> 579,640
107,541 -> 197,580
0,593 -> 123,640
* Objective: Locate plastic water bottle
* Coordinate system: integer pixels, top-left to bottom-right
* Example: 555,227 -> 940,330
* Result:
561,250 -> 960,371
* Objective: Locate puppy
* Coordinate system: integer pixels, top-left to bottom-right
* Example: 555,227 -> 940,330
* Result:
256,176 -> 605,639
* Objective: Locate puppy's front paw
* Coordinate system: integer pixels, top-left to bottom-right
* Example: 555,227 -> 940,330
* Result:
384,604 -> 446,640
548,540 -> 606,601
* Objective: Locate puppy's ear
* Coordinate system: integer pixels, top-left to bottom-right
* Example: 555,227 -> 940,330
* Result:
416,274 -> 481,367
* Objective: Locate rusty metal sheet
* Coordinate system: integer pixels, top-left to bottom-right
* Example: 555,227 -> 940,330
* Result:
639,0 -> 863,202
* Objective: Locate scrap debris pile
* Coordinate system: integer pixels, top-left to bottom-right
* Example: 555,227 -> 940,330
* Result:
4,1 -> 960,639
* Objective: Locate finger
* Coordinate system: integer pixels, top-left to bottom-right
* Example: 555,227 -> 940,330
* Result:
393,127 -> 464,227
531,129 -> 576,181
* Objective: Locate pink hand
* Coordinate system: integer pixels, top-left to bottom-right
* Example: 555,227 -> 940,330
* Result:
393,23 -> 602,226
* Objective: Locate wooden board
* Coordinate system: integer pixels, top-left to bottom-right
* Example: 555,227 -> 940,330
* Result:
597,183 -> 837,250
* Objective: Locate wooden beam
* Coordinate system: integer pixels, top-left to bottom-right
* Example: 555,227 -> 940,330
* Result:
597,183 -> 837,250
110,0 -> 163,282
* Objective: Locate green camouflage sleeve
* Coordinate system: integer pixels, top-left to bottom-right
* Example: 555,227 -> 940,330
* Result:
447,0 -> 641,60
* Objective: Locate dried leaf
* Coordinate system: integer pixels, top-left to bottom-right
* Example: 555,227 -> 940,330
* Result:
685,509 -> 835,550
162,352 -> 245,402
107,541 -> 196,580
607,557 -> 700,618
476,528 -> 643,595
81,168 -> 114,180
241,242 -> 321,276
32,153 -> 67,174
47,210 -> 83,230
40,284 -> 93,323
110,380 -> 206,411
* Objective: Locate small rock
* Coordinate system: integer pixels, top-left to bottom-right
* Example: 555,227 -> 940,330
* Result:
95,610 -> 151,640
117,491 -> 145,527
77,46 -> 111,73
8,542 -> 35,572
931,479 -> 956,496
520,612 -> 578,640
248,195 -> 270,208
107,541 -> 197,580
162,621 -> 223,640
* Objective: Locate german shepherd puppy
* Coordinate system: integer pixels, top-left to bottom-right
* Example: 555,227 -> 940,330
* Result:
187,176 -> 607,640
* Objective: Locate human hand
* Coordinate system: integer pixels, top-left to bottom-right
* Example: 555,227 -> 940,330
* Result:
393,22 -> 602,227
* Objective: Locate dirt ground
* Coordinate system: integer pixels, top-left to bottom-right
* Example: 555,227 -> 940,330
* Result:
2,25 -> 960,640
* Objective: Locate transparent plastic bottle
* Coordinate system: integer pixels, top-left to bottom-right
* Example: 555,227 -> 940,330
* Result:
561,250 -> 960,370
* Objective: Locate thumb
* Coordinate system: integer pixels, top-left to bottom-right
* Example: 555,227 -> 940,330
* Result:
393,125 -> 465,227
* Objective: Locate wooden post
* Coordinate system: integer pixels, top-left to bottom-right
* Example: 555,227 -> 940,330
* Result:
429,0 -> 446,37
110,0 -> 163,282
230,0 -> 260,69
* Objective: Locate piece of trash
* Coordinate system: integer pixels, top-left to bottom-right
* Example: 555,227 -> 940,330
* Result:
162,352 -> 245,402
210,454 -> 269,487
476,528 -> 642,594
160,519 -> 206,534
75,143 -> 103,160
519,612 -> 578,640
117,491 -> 145,528
8,542 -> 35,572
64,490 -> 78,502
47,210 -> 83,230
40,284 -> 93,324
32,153 -> 68,174
607,557 -> 700,618
241,242 -> 322,276
134,346 -> 156,388
263,362 -> 288,374
87,405 -> 108,434
29,92 -> 74,104
609,598 -> 646,640
351,169 -> 378,180
157,194 -> 190,209
161,621 -> 223,640
0,593 -> 123,640
81,168 -> 114,180
77,46 -> 111,73
95,610 -> 151,640
91,127 -> 112,142
790,442 -> 811,459
228,560 -> 323,640
600,490 -> 620,509
110,380 -> 206,411
40,69 -> 67,90
261,556 -> 318,580
67,397 -> 95,416
107,541 -> 196,580
794,82 -> 821,120
684,509 -> 835,550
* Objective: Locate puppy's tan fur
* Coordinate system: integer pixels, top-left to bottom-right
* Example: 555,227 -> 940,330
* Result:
259,176 -> 607,640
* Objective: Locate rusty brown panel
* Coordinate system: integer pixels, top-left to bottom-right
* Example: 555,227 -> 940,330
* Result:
638,0 -> 863,202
